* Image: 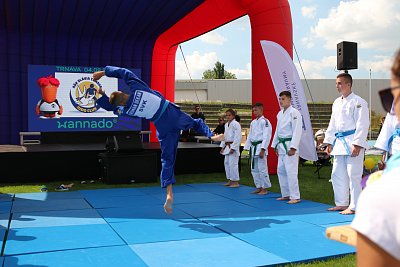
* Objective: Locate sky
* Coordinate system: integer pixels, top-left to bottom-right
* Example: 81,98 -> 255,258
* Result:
175,0 -> 400,80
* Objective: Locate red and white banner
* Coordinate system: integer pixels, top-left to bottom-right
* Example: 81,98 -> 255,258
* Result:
261,40 -> 317,161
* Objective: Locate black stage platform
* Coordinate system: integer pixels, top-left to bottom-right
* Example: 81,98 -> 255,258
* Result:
0,142 -> 225,183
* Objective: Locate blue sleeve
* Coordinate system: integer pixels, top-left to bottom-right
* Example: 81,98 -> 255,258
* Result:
97,95 -> 116,111
104,66 -> 150,94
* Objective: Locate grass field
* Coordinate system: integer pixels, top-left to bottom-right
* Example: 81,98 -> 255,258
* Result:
0,154 -> 381,266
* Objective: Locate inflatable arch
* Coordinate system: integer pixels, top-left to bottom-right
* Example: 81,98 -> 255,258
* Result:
151,0 -> 293,173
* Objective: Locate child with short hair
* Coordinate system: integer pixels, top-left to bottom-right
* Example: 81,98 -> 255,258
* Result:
244,102 -> 272,195
271,91 -> 303,204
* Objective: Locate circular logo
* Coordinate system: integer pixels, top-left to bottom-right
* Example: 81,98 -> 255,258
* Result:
69,77 -> 102,113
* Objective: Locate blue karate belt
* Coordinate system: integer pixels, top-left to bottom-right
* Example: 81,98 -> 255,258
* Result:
250,140 -> 263,169
385,127 -> 400,162
332,129 -> 356,155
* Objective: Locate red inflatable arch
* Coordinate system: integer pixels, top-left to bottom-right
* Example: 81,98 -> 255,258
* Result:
151,0 -> 293,174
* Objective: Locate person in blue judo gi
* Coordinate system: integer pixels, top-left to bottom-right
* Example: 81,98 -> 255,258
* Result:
93,66 -> 219,214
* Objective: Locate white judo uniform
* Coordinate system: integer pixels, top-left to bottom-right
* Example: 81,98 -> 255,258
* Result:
271,106 -> 303,200
323,92 -> 369,211
374,113 -> 400,160
220,119 -> 242,182
244,116 -> 272,189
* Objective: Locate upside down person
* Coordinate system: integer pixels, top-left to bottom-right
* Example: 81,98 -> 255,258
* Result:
93,66 -> 220,214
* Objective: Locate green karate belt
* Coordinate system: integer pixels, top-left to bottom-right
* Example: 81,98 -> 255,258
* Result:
275,137 -> 292,154
250,140 -> 263,169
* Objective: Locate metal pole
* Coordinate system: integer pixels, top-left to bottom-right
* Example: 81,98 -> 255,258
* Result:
369,69 -> 372,140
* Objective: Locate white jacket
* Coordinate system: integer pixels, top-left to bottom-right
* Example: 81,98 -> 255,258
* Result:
323,92 -> 369,155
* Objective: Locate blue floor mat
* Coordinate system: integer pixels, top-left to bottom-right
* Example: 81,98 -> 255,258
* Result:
3,245 -> 147,267
151,191 -> 229,204
0,193 -> 13,202
138,184 -> 199,194
0,201 -> 12,215
78,187 -> 146,198
131,236 -> 289,267
4,224 -> 125,256
97,205 -> 194,223
11,198 -> 92,213
10,209 -> 106,229
224,223 -> 355,262
84,194 -> 161,209
176,200 -> 263,218
109,217 -> 227,244
15,191 -> 84,201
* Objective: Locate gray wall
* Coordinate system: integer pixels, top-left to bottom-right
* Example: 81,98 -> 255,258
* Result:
175,79 -> 390,115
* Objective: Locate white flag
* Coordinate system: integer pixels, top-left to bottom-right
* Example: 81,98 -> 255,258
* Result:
260,40 -> 317,161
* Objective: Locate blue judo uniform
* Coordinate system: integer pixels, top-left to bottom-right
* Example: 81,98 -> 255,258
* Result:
97,66 -> 213,187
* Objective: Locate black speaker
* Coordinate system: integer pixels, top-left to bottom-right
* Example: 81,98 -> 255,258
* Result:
337,41 -> 358,70
98,152 -> 158,184
105,133 -> 143,153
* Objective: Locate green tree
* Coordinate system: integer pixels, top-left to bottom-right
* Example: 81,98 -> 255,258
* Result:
202,61 -> 237,79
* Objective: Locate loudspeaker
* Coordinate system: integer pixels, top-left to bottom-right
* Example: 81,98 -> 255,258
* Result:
98,152 -> 158,184
105,133 -> 143,153
337,41 -> 358,70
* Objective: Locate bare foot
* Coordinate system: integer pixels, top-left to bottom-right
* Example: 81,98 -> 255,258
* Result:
257,189 -> 268,195
276,197 -> 290,201
287,199 -> 301,204
327,206 -> 348,212
339,208 -> 355,215
251,188 -> 261,194
223,181 -> 232,186
163,195 -> 174,214
229,182 -> 240,188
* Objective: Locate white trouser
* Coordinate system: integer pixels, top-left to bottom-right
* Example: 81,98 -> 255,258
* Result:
331,152 -> 364,210
251,156 -> 271,189
224,153 -> 240,181
277,153 -> 300,200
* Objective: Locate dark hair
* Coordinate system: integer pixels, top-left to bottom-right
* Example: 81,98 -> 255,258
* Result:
225,108 -> 236,116
194,104 -> 200,108
279,90 -> 291,98
392,48 -> 400,80
253,102 -> 264,108
336,72 -> 353,86
235,114 -> 241,122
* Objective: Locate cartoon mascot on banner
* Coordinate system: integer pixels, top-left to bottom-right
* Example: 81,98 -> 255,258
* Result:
36,75 -> 63,119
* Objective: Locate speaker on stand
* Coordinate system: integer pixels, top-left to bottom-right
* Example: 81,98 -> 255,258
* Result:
337,41 -> 358,72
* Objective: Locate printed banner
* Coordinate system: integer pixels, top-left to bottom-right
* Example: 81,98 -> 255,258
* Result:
260,40 -> 317,161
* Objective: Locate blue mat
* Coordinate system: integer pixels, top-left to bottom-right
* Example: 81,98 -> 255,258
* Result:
0,213 -> 10,228
0,193 -> 13,202
84,194 -> 161,209
11,198 -> 92,213
0,201 -> 12,215
4,224 -> 125,256
0,228 -> 5,248
2,183 -> 356,265
138,184 -> 199,194
131,236 -> 289,267
176,200 -> 263,218
10,209 -> 106,229
4,246 -> 147,267
109,217 -> 227,244
15,191 -> 84,201
97,206 -> 194,223
151,191 -> 228,204
79,188 -> 146,198
238,198 -> 330,211
223,223 -> 355,262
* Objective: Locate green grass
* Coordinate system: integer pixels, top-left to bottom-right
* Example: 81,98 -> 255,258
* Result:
0,158 -> 358,266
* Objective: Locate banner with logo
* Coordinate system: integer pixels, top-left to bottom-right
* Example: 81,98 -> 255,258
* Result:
28,65 -> 142,132
260,40 -> 317,161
